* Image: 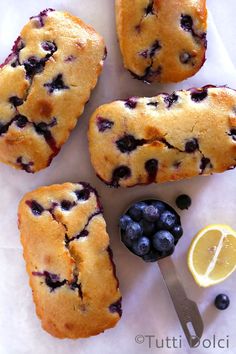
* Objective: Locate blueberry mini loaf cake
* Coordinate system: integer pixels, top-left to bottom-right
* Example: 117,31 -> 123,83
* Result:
18,183 -> 121,338
88,86 -> 236,187
116,0 -> 207,83
0,9 -> 106,172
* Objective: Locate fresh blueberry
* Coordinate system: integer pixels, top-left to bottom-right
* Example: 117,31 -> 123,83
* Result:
125,222 -> 143,242
142,250 -> 159,262
140,219 -> 156,237
121,233 -> 133,248
119,214 -> 132,230
133,237 -> 150,256
176,194 -> 192,210
128,202 -> 146,221
214,294 -> 230,310
157,210 -> 177,230
151,200 -> 166,214
153,231 -> 175,252
172,225 -> 183,239
143,205 -> 160,222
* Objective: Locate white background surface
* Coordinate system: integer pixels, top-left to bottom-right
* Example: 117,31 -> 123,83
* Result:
0,1 -> 236,353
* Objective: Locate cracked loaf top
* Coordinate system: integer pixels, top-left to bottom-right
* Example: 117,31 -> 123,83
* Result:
0,9 -> 106,172
116,0 -> 207,83
88,86 -> 236,187
18,182 -> 121,339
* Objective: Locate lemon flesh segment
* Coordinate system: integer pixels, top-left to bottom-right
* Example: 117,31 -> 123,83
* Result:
209,234 -> 236,280
192,229 -> 222,276
188,225 -> 236,287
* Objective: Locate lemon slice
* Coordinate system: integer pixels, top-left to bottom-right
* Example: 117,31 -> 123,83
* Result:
188,224 -> 236,287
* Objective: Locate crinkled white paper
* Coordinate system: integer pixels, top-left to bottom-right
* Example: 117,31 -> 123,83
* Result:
0,1 -> 236,353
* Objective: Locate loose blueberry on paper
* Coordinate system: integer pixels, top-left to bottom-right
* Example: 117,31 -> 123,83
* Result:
120,200 -> 183,262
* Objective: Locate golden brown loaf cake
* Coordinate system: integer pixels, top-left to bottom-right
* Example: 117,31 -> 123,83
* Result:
18,182 -> 122,339
116,0 -> 207,83
0,9 -> 106,172
88,86 -> 236,187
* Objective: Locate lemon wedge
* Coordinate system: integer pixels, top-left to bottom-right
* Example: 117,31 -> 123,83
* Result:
188,224 -> 236,287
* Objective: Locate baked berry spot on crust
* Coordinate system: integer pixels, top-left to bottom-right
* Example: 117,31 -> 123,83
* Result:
145,1 -> 155,16
149,40 -> 162,58
0,121 -> 12,135
164,93 -> 179,108
190,88 -> 208,102
109,298 -> 122,317
130,65 -> 162,84
229,129 -> 236,141
97,117 -> 114,132
30,8 -> 55,27
181,14 -> 193,32
15,115 -> 28,128
32,271 -> 66,292
200,157 -> 212,174
112,166 -> 131,187
116,134 -> 146,153
0,36 -> 24,69
185,138 -> 199,153
34,118 -> 58,152
9,96 -> 24,107
66,211 -> 101,244
180,52 -> 194,65
23,56 -> 46,79
70,280 -> 83,299
139,40 -> 161,60
147,101 -> 158,107
145,159 -> 158,181
41,41 -> 57,54
26,200 -> 44,216
107,246 -> 120,288
61,200 -> 75,211
124,97 -> 137,109
44,74 -> 69,93
16,157 -> 34,173
74,188 -> 90,201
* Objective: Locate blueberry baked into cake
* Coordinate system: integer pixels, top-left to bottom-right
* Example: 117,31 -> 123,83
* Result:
88,86 -> 236,187
18,183 -> 121,338
0,9 -> 106,172
116,0 -> 207,83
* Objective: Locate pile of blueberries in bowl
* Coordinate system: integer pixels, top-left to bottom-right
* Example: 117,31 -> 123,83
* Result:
119,199 -> 183,262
